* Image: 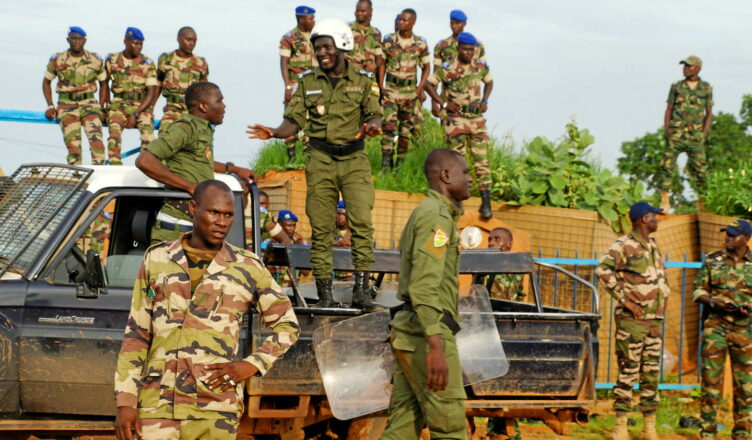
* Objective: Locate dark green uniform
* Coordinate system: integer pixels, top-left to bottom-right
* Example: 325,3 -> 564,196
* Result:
283,63 -> 382,279
693,249 -> 752,439
143,113 -> 215,244
382,189 -> 467,440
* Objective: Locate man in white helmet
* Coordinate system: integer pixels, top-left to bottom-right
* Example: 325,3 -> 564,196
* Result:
247,18 -> 383,311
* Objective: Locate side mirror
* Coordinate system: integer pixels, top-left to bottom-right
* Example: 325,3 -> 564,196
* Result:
77,250 -> 106,298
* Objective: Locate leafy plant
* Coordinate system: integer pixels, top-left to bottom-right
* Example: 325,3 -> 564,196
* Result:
701,163 -> 752,218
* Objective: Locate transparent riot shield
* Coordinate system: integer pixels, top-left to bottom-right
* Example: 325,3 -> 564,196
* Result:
313,285 -> 508,420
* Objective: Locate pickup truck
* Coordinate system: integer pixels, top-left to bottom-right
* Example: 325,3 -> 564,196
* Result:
0,164 -> 599,440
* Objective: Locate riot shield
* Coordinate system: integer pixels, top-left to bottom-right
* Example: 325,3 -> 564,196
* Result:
313,285 -> 508,420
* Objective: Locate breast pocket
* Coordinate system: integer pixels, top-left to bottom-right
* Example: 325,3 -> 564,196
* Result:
340,91 -> 362,113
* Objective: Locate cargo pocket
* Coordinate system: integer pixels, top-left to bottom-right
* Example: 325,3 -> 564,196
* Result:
138,359 -> 165,411
192,363 -> 239,413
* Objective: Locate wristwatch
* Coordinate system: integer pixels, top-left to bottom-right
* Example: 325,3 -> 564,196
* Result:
440,102 -> 447,110
225,161 -> 235,174
285,84 -> 294,90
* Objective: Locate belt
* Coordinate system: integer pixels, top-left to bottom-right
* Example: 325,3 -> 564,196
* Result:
400,301 -> 461,335
58,92 -> 95,102
156,220 -> 192,233
385,73 -> 416,87
165,95 -> 186,104
114,91 -> 146,101
309,138 -> 364,156
165,199 -> 191,216
460,104 -> 482,115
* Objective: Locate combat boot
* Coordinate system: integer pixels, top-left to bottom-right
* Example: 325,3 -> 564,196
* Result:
659,191 -> 671,213
352,271 -> 384,312
639,413 -> 659,440
612,412 -> 629,440
381,152 -> 393,171
479,189 -> 493,219
287,147 -> 297,165
315,278 -> 334,308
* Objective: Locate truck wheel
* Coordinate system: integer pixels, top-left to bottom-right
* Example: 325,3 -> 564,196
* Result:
346,416 -> 387,440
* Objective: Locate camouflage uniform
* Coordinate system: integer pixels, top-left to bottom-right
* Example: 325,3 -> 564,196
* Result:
382,190 -> 467,440
433,35 -> 487,69
428,59 -> 493,189
380,32 -> 430,157
114,237 -> 300,439
283,64 -> 382,280
490,273 -> 525,301
596,232 -> 669,415
346,21 -> 383,74
279,27 -> 318,152
156,50 -> 209,133
660,79 -> 713,193
45,50 -> 107,165
143,113 -> 215,244
105,51 -> 158,164
693,249 -> 752,439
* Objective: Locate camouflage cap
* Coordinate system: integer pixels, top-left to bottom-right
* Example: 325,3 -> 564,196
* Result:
680,55 -> 702,66
720,219 -> 752,236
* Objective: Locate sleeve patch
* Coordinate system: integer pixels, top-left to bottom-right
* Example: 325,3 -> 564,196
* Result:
433,228 -> 448,247
370,82 -> 380,97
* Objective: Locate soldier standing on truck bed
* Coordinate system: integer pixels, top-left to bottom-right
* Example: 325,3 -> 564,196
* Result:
280,5 -> 317,164
113,179 -> 300,440
42,26 -> 108,165
596,201 -> 669,440
424,32 -> 494,219
659,55 -> 713,213
247,18 -> 383,312
156,26 -> 209,134
692,219 -> 752,440
381,148 -> 472,440
134,82 -> 254,244
104,27 -> 158,165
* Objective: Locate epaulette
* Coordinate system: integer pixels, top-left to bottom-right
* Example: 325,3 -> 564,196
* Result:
143,57 -> 154,65
235,246 -> 262,262
49,53 -> 59,61
383,33 -> 394,42
284,32 -> 293,39
706,250 -> 724,261
92,52 -> 103,61
299,70 -> 313,78
347,21 -> 354,26
478,61 -> 488,67
441,62 -> 450,69
358,69 -> 373,78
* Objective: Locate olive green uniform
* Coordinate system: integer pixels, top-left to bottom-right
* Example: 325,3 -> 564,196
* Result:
382,189 -> 467,440
143,113 -> 215,244
283,63 -> 382,279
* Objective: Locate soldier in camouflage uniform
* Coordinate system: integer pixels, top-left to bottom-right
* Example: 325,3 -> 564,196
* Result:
487,227 -> 524,301
347,0 -> 382,74
113,180 -> 299,440
378,8 -> 430,170
280,6 -> 317,164
693,219 -> 752,440
660,55 -> 713,212
596,201 -> 669,440
43,26 -> 108,165
104,27 -> 158,165
135,82 -> 254,245
156,27 -> 209,134
424,32 -> 494,218
431,10 -> 486,119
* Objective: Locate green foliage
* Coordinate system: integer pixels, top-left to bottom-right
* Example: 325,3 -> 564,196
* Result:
701,163 -> 752,218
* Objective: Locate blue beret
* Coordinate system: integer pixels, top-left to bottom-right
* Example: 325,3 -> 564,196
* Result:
278,209 -> 298,222
125,27 -> 144,41
337,200 -> 346,211
721,219 -> 752,236
457,32 -> 478,46
68,26 -> 86,37
295,5 -> 315,15
628,201 -> 663,222
450,10 -> 467,22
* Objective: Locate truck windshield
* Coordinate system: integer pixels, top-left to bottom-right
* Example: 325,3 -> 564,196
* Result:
0,165 -> 91,277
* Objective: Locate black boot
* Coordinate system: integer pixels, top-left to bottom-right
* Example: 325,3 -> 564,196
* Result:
352,271 -> 383,312
287,147 -> 297,165
479,189 -> 493,219
315,278 -> 334,308
381,152 -> 393,171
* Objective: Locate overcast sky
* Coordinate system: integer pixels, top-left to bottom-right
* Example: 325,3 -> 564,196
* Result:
1,0 -> 750,175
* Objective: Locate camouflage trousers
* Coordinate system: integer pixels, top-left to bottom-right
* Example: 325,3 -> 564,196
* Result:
613,318 -> 663,414
700,316 -> 752,439
412,99 -> 425,136
57,98 -> 105,165
139,416 -> 239,440
159,102 -> 188,134
381,96 -> 419,156
444,116 -> 492,189
659,133 -> 707,192
106,99 -> 155,165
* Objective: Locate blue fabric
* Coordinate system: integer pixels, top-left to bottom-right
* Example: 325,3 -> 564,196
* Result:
457,32 -> 477,46
295,5 -> 315,15
278,209 -> 299,222
125,27 -> 145,41
68,26 -> 86,37
628,201 -> 663,221
450,10 -> 467,22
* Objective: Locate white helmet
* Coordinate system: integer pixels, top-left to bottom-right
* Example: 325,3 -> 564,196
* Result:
311,18 -> 354,51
